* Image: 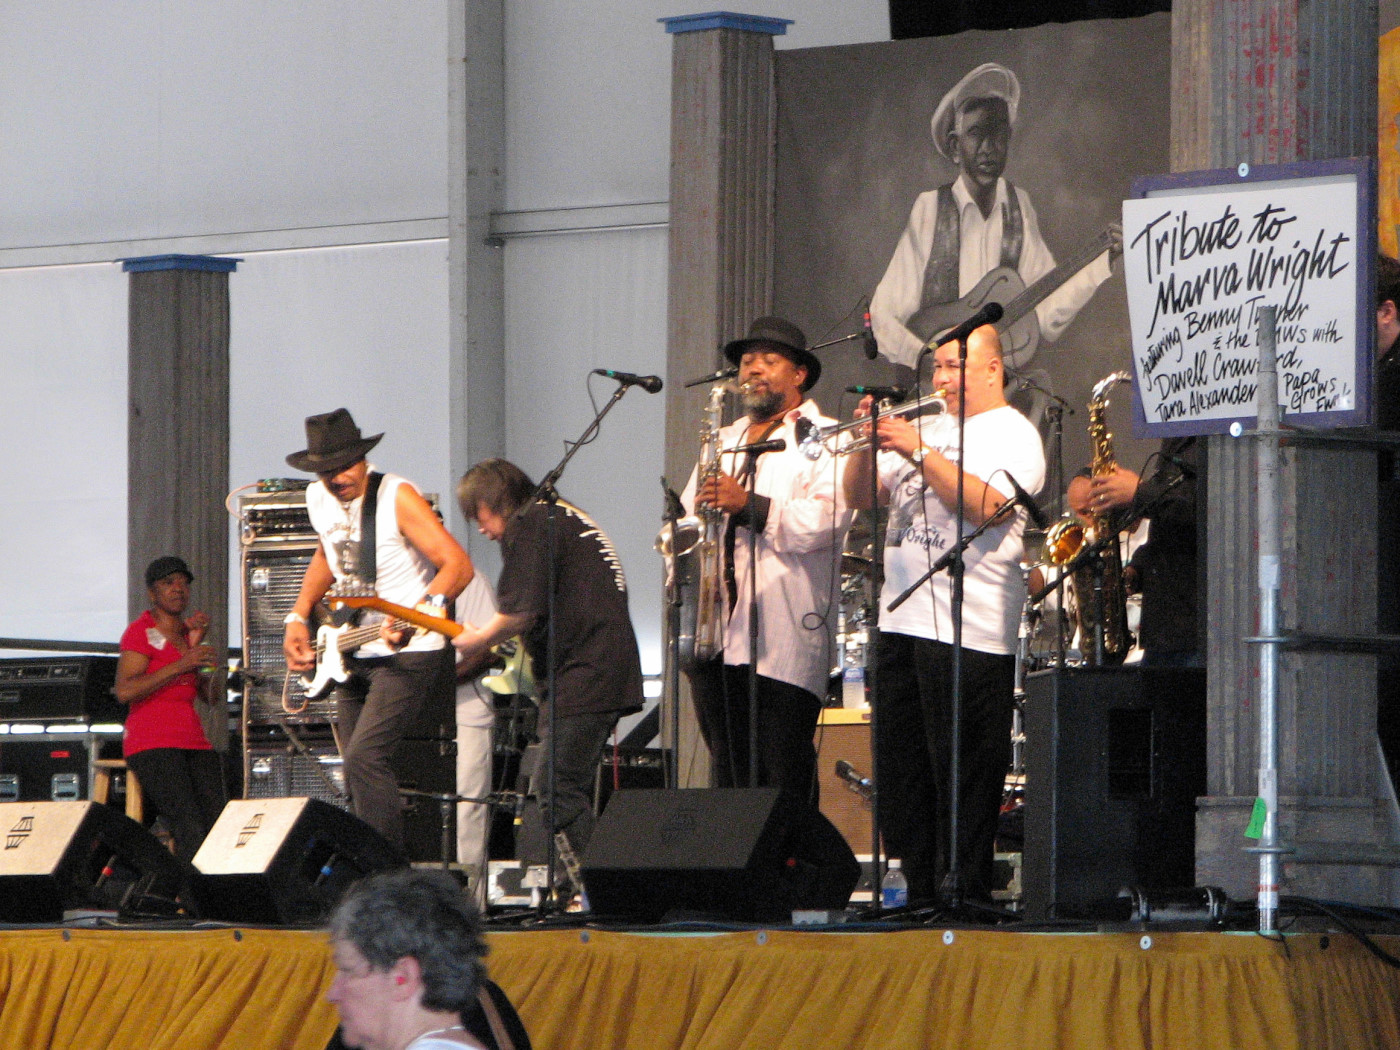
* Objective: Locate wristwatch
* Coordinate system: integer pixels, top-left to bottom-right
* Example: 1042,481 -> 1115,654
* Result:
908,445 -> 927,465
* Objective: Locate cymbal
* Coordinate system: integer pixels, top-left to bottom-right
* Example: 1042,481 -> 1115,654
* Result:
841,553 -> 871,576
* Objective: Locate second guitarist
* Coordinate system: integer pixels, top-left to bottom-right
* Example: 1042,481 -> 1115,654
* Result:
281,408 -> 474,852
452,459 -> 642,871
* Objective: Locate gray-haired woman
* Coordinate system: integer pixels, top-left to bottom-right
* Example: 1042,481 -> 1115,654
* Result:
327,869 -> 489,1050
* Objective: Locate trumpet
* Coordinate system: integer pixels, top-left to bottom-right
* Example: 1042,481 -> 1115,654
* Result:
798,389 -> 948,460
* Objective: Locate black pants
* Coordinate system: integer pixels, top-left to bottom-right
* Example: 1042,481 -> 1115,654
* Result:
873,632 -> 1014,903
534,705 -> 618,857
334,646 -> 455,851
125,747 -> 227,864
688,658 -> 821,805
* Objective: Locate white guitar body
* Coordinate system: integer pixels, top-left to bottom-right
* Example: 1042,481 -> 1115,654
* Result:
300,622 -> 357,700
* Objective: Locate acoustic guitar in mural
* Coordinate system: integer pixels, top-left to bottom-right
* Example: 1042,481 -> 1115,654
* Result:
907,225 -> 1118,362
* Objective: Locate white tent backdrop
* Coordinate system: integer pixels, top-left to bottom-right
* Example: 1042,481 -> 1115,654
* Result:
0,263 -> 128,644
503,226 -> 669,673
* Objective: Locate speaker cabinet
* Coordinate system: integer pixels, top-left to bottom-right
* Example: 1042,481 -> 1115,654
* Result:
580,787 -> 860,922
0,801 -> 195,921
1022,667 -> 1207,920
192,797 -> 404,925
814,711 -> 874,857
392,737 -> 457,864
0,738 -> 91,801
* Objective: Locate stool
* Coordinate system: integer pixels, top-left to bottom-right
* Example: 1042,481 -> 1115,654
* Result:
91,759 -> 143,823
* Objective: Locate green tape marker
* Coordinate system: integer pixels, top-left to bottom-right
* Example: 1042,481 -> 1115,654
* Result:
1244,797 -> 1267,839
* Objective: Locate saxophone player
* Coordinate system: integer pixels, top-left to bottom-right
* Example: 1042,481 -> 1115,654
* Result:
1067,436 -> 1200,667
843,324 -> 1044,905
681,316 -> 851,802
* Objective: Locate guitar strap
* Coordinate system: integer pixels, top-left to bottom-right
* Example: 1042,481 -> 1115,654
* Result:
359,471 -> 384,588
919,180 -> 1024,312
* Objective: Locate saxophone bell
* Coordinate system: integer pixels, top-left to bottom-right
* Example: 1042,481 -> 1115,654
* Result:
655,517 -> 703,560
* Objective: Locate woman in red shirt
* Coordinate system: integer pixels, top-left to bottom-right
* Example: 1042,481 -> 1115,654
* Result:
115,556 -> 227,862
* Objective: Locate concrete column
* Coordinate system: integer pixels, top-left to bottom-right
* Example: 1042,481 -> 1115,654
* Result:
662,12 -> 791,785
448,0 -> 506,570
123,253 -> 236,752
1172,1 -> 1399,903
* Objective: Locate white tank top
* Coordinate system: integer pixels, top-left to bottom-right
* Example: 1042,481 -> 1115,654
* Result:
306,468 -> 444,656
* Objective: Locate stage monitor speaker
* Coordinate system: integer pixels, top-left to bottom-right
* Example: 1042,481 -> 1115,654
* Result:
580,788 -> 860,922
1022,667 -> 1206,920
192,797 -> 404,925
0,800 -> 195,922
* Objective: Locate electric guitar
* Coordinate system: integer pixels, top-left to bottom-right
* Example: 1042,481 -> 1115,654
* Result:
316,594 -> 535,699
907,225 -> 1118,364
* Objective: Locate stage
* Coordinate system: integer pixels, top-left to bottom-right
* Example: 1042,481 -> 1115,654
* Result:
3,920 -> 1398,1050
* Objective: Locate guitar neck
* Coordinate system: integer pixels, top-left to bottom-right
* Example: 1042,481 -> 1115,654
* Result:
1004,228 -> 1112,322
329,618 -> 411,654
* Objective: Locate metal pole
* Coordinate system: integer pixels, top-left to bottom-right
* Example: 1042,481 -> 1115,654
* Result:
1254,305 -> 1282,934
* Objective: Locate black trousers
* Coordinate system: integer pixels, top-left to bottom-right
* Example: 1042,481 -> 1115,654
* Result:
125,747 -> 227,864
535,705 -> 618,856
334,646 -> 455,851
873,632 -> 1014,903
688,658 -> 821,805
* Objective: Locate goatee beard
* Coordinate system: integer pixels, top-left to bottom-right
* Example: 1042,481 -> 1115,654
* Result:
743,387 -> 785,420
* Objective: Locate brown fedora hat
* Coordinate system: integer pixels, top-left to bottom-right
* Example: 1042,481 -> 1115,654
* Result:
286,408 -> 383,474
722,316 -> 822,390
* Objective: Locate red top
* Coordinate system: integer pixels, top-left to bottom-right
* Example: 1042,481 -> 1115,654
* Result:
120,610 -> 212,756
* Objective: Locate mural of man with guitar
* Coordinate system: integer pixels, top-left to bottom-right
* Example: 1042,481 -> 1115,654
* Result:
869,61 -> 1122,375
281,408 -> 475,853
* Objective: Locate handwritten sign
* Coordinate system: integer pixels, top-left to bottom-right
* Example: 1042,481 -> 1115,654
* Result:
1123,161 -> 1372,435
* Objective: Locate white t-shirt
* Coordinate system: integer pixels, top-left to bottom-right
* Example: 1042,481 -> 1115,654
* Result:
305,468 -> 444,657
877,404 -> 1045,654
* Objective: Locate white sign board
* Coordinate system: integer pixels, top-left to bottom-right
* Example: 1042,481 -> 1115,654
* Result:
1122,159 -> 1373,435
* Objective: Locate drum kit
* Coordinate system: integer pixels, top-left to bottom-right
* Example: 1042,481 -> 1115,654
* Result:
832,518 -> 1143,708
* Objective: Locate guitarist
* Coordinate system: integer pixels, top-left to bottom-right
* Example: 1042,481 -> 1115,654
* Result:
282,408 -> 475,852
869,61 -> 1120,372
452,459 -> 643,870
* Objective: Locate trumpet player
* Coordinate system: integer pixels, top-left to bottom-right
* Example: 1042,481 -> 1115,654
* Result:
843,324 -> 1044,904
681,316 -> 851,802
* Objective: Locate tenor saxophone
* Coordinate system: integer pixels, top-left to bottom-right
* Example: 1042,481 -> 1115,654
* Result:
1045,370 -> 1134,666
656,381 -> 729,670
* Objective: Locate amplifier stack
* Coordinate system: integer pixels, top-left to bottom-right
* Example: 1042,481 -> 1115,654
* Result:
235,482 -> 457,862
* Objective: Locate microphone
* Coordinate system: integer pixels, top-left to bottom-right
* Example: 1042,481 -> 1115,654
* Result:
862,307 -> 879,360
835,759 -> 874,799
1003,472 -> 1050,530
683,366 -> 737,389
934,302 -> 1004,348
728,438 -> 786,456
593,368 -> 663,393
847,384 -> 907,401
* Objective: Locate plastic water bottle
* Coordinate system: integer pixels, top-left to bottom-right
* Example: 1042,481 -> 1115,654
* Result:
880,860 -> 908,909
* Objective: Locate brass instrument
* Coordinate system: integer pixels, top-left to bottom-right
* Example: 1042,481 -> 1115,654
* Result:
798,389 -> 947,460
1044,370 -> 1134,666
656,380 -> 731,669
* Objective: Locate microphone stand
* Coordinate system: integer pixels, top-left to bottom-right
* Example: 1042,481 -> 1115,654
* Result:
660,478 -> 682,789
746,463 -> 761,788
865,397 -> 887,911
1045,399 -> 1069,667
946,333 -> 970,910
523,381 -> 633,912
738,441 -> 784,787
